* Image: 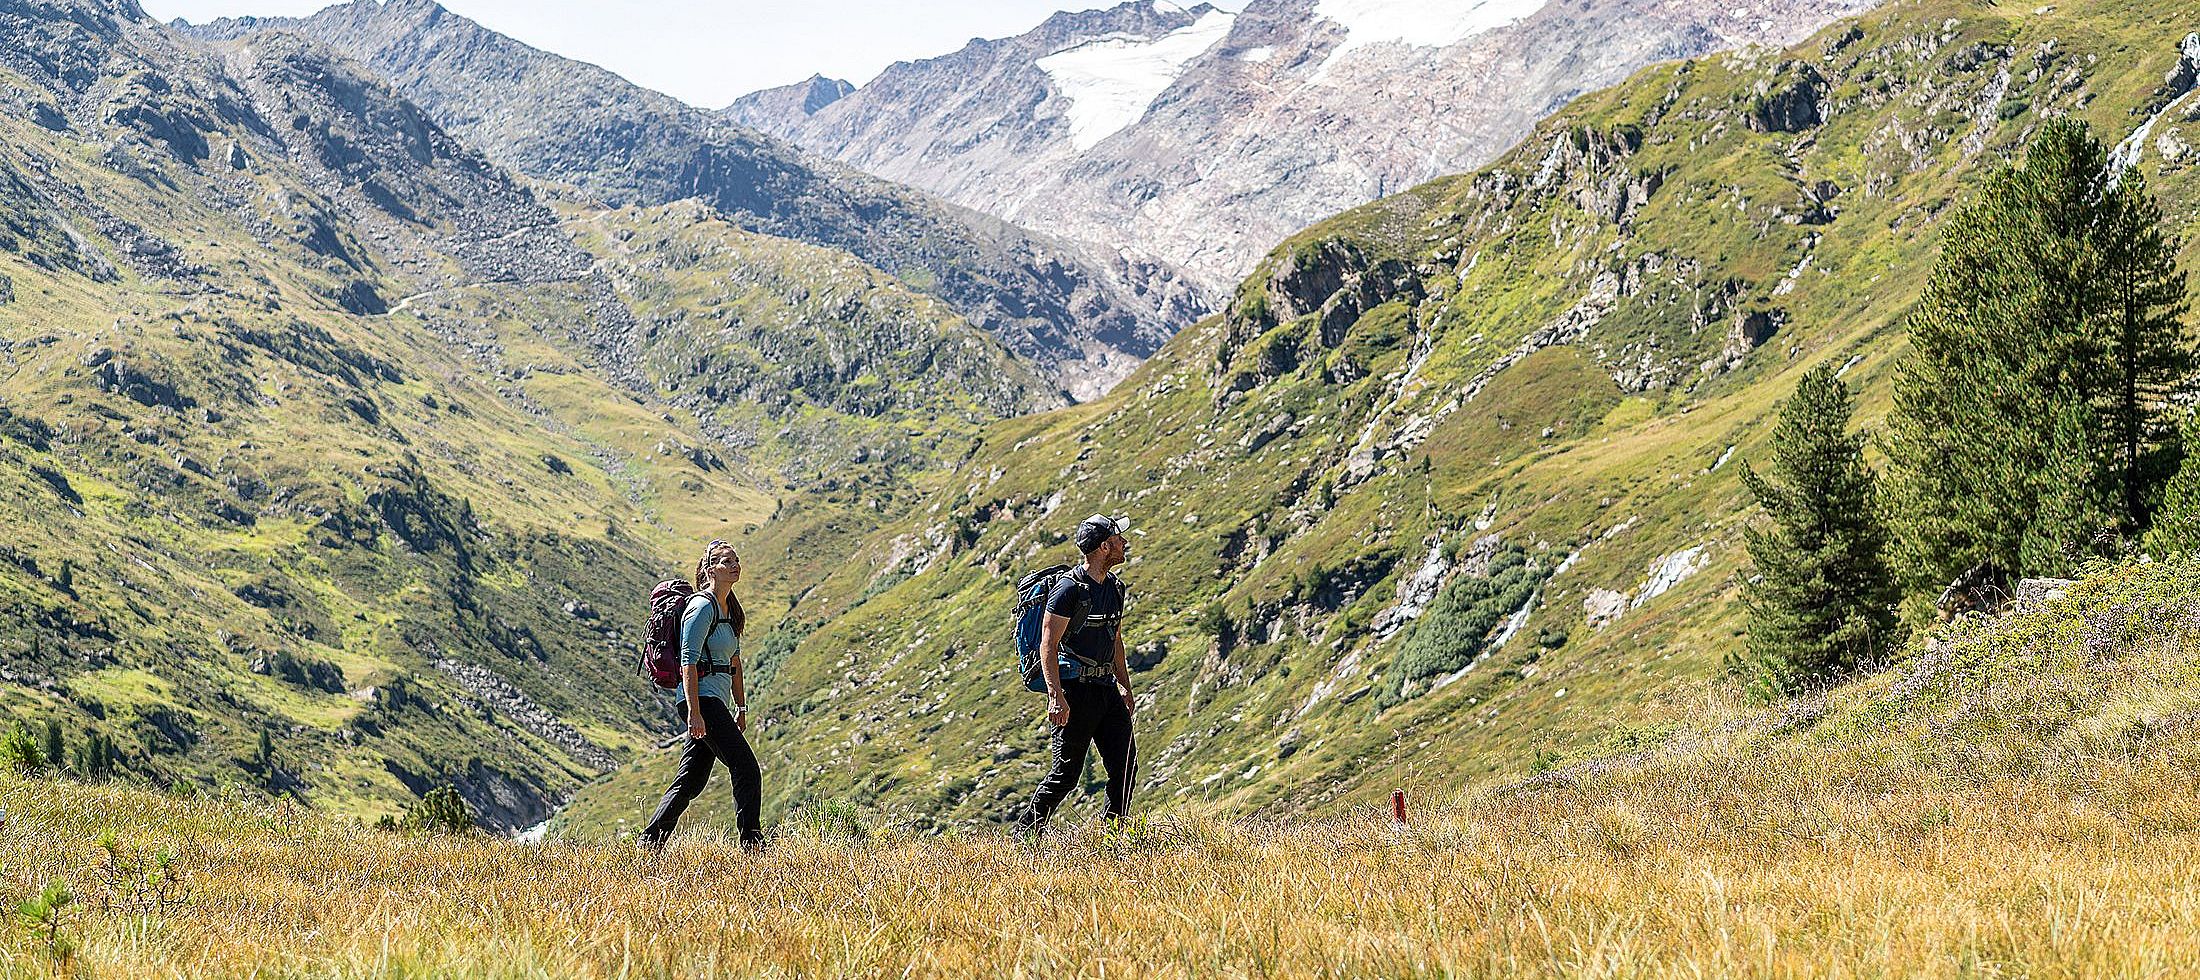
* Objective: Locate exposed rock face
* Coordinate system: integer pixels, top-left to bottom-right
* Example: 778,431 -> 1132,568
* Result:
725,73 -> 855,131
188,0 -> 1210,398
1748,63 -> 1828,133
1633,546 -> 1708,608
2168,32 -> 2200,95
434,659 -> 616,772
2012,577 -> 2077,612
735,0 -> 1878,290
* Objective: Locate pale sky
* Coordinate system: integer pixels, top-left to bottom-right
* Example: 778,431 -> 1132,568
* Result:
141,0 -> 1137,108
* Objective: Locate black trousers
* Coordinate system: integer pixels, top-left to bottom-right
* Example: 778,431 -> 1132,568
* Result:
641,696 -> 763,848
1016,681 -> 1135,832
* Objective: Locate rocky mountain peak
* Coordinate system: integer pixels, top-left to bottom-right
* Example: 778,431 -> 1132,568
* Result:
723,73 -> 852,129
735,0 -> 1878,290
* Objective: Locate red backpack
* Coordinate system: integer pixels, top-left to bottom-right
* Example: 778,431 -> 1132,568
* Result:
640,580 -> 695,689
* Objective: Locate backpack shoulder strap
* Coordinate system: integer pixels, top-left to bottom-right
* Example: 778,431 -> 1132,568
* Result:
1060,568 -> 1093,635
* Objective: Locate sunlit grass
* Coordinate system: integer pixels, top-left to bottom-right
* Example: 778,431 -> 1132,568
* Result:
4,760 -> 2194,977
9,559 -> 2200,977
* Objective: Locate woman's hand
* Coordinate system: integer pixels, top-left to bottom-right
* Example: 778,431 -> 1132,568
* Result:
688,712 -> 708,741
734,704 -> 748,732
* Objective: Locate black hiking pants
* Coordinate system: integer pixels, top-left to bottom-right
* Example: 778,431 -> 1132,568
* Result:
1016,681 -> 1135,833
641,696 -> 763,849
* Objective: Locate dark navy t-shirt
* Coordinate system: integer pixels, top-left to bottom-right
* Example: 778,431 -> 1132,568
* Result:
1045,568 -> 1124,679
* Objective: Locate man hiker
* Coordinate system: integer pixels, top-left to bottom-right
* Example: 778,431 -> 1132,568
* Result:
1015,514 -> 1138,834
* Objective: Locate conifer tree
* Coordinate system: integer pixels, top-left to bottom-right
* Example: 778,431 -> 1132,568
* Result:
2145,411 -> 2200,555
2098,165 -> 2193,528
1886,119 -> 2190,583
40,720 -> 62,775
1735,364 -> 1900,698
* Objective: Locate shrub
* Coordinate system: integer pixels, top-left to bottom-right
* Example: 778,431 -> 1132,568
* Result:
790,798 -> 868,843
1386,545 -> 1547,701
0,723 -> 44,773
15,879 -> 76,968
391,786 -> 474,835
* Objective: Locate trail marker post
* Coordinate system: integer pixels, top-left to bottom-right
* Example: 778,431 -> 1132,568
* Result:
1391,790 -> 1406,825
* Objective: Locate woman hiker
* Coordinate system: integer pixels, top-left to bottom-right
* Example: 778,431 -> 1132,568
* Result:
639,539 -> 765,851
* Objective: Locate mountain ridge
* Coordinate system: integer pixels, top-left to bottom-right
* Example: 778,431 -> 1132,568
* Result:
187,0 -> 1213,399
732,0 -> 1879,291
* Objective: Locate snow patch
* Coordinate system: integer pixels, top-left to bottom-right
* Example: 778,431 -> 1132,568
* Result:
1314,0 -> 1547,59
1236,46 -> 1274,63
1038,9 -> 1237,151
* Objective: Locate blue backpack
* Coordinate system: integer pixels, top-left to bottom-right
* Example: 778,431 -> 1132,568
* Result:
1013,564 -> 1121,692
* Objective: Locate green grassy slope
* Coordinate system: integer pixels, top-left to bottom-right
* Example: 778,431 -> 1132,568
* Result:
565,0 -> 2200,835
0,1 -> 1045,828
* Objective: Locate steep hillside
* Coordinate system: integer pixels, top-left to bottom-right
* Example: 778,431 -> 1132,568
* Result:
187,0 -> 1213,399
0,0 -> 1045,829
731,0 -> 1876,290
568,0 -> 2200,834
12,557 -> 2200,975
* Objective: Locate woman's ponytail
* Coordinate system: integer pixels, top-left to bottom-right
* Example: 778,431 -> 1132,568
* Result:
693,541 -> 746,635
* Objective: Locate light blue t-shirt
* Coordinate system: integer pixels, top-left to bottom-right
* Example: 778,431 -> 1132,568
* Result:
681,593 -> 741,705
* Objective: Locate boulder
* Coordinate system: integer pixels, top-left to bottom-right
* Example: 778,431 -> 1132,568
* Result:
2012,577 -> 2078,612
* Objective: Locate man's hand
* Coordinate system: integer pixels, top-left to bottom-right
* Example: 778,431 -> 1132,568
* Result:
1047,690 -> 1070,727
688,713 -> 707,741
1120,687 -> 1136,716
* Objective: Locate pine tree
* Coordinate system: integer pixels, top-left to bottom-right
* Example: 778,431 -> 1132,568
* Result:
1884,119 -> 2190,583
2098,165 -> 2194,529
1735,364 -> 1901,698
254,729 -> 276,779
72,731 -> 117,780
2146,411 -> 2200,554
40,720 -> 62,775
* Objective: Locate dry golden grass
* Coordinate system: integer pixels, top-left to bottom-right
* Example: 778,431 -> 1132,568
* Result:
2,758 -> 2195,979
9,559 -> 2200,978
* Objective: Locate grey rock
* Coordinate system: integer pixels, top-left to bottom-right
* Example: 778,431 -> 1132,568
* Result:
725,74 -> 853,130
2167,31 -> 2200,94
2012,577 -> 2078,612
735,0 -> 1872,290
1749,63 -> 1828,133
433,659 -> 617,771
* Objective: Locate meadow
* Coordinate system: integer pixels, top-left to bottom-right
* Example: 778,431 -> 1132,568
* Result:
7,558 -> 2199,978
